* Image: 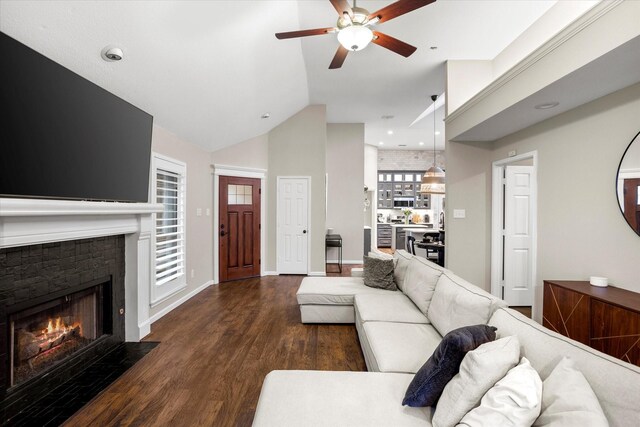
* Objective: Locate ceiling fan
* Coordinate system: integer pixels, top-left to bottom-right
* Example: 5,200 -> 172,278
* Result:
275,0 -> 436,69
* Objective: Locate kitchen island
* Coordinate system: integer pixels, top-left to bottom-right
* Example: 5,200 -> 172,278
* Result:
389,224 -> 440,251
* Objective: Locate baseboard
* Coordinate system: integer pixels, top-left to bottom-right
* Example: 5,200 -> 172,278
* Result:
326,259 -> 363,264
263,271 -> 279,276
149,279 -> 214,324
308,271 -> 326,277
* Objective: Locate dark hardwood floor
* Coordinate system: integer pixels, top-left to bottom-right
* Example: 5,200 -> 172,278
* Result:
64,274 -> 366,427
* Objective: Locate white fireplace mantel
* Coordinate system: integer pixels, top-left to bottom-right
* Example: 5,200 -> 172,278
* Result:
0,198 -> 163,342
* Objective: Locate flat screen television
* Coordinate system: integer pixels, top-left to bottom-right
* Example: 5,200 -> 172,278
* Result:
0,32 -> 153,203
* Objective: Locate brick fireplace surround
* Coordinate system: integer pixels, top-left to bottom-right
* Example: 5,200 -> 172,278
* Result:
0,197 -> 162,418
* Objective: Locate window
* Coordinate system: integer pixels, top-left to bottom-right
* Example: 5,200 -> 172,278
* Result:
151,154 -> 186,304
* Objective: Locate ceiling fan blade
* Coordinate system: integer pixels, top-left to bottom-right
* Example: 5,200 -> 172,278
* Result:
329,45 -> 349,69
368,0 -> 436,24
372,31 -> 417,57
329,0 -> 353,16
275,27 -> 336,40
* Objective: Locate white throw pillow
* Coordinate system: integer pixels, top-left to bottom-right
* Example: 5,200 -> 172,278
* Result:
432,336 -> 521,427
533,357 -> 608,427
457,357 -> 542,427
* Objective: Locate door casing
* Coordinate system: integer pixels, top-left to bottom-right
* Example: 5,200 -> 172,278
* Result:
213,165 -> 266,284
218,175 -> 261,282
491,151 -> 538,312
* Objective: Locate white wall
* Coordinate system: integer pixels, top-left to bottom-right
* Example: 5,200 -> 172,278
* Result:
446,60 -> 493,115
211,133 -> 268,170
150,124 -> 213,318
267,105 -> 327,274
446,82 -> 640,322
446,3 -> 598,116
492,1 -> 598,79
326,124 -> 364,263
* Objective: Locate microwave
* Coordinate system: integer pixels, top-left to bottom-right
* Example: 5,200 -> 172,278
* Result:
393,197 -> 414,208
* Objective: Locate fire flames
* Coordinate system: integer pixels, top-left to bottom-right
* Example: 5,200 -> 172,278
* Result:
38,317 -> 82,352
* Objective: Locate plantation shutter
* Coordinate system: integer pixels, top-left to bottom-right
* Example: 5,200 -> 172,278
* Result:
155,168 -> 185,286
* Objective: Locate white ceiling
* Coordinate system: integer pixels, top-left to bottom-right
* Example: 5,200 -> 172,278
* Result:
0,0 -> 557,152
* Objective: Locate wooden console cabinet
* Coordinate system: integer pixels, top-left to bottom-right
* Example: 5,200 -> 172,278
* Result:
543,280 -> 640,367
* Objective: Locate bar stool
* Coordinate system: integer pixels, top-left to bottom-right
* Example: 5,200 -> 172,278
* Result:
325,234 -> 342,273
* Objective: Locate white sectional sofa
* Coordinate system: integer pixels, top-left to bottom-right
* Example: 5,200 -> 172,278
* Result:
253,250 -> 640,426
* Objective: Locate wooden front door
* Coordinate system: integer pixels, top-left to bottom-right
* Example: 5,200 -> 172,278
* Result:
623,178 -> 640,234
219,176 -> 261,282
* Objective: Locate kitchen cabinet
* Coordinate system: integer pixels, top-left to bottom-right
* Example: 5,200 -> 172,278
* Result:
377,170 -> 430,209
377,224 -> 392,248
396,228 -> 407,251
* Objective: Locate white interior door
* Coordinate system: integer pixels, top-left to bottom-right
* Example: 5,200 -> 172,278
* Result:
277,177 -> 309,274
503,165 -> 534,306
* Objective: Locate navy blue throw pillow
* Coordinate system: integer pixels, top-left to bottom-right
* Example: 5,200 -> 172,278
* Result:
402,324 -> 497,407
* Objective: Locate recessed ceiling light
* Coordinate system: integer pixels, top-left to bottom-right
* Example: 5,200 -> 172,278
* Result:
101,46 -> 123,61
381,115 -> 394,120
261,112 -> 270,119
418,141 -> 424,146
387,130 -> 393,135
379,141 -> 384,145
534,102 -> 559,110
435,131 -> 440,135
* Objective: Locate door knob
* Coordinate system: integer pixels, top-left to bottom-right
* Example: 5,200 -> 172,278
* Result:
220,231 -> 226,236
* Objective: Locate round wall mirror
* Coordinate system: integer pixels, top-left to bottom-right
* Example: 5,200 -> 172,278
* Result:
617,131 -> 640,235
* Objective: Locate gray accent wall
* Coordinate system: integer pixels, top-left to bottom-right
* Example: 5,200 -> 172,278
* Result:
326,123 -> 365,263
446,82 -> 640,321
267,106 -> 327,274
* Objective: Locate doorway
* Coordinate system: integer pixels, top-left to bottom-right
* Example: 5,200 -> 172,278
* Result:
218,176 -> 261,282
491,152 -> 538,309
277,177 -> 310,274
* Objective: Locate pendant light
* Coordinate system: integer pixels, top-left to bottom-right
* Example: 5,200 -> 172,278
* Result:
420,94 -> 445,195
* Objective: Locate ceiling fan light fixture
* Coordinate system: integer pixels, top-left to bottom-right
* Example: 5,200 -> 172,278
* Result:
337,25 -> 373,51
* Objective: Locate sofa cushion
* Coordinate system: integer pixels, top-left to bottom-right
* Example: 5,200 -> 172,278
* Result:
427,271 -> 505,336
355,293 -> 429,324
432,336 -> 521,426
393,249 -> 413,291
299,305 -> 355,324
402,325 -> 497,407
458,357 -> 542,427
533,357 -> 607,427
296,277 -> 396,305
363,322 -> 442,373
252,370 -> 431,427
489,307 -> 640,426
368,250 -> 393,260
402,257 -> 444,315
363,256 -> 398,291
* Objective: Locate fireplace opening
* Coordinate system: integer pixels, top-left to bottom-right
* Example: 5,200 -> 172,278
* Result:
8,279 -> 112,389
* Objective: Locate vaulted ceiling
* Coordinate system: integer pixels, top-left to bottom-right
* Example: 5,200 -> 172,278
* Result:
0,0 -> 558,152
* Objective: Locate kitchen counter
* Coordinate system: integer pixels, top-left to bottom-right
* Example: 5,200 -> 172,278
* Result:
389,223 -> 436,228
390,224 -> 441,250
